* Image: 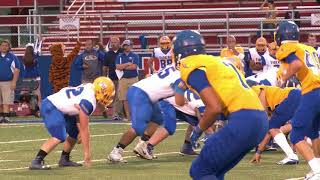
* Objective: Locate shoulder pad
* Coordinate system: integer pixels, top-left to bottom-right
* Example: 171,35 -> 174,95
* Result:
276,43 -> 299,61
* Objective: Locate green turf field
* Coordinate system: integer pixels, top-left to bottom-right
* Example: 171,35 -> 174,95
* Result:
0,122 -> 310,180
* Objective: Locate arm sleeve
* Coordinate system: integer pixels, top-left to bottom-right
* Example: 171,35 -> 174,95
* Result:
103,52 -> 109,67
187,69 -> 211,93
133,54 -> 140,66
73,55 -> 84,70
115,54 -> 121,65
79,99 -> 94,116
13,55 -> 21,69
284,53 -> 299,64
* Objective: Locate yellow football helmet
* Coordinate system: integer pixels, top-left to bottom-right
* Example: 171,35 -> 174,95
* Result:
93,76 -> 115,107
159,36 -> 171,50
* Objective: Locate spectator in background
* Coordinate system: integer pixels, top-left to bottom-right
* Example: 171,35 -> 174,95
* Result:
103,36 -> 124,121
116,40 -> 139,121
308,33 -> 320,51
258,0 -> 277,37
21,42 -> 42,117
220,35 -> 245,73
247,37 -> 269,75
76,39 -> 105,83
285,3 -> 300,27
0,40 -> 20,123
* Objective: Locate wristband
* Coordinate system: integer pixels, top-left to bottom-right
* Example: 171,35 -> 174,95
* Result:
174,86 -> 186,95
256,149 -> 262,154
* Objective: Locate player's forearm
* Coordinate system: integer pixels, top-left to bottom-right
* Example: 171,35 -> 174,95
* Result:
80,127 -> 90,159
116,64 -> 127,70
125,64 -> 137,70
257,133 -> 272,153
198,109 -> 217,131
282,61 -> 302,81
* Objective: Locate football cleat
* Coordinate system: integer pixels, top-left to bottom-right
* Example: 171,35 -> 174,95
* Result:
133,141 -> 153,160
305,172 -> 320,180
29,158 -> 51,170
58,155 -> 82,167
180,143 -> 199,156
276,157 -> 299,165
108,147 -> 127,163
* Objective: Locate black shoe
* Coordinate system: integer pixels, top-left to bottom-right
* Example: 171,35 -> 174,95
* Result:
58,156 -> 82,167
29,158 -> 51,170
1,117 -> 10,123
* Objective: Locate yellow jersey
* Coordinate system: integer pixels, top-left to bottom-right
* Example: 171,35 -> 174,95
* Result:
180,54 -> 264,116
276,42 -> 320,94
220,46 -> 244,58
251,85 -> 295,111
220,47 -> 244,72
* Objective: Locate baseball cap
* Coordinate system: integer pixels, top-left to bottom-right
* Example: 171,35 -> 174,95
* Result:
122,39 -> 132,47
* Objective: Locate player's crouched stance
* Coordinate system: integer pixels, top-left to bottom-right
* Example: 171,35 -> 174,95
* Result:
29,77 -> 115,170
173,30 -> 268,180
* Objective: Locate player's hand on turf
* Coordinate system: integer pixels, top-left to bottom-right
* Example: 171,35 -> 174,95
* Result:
250,153 -> 261,164
190,125 -> 203,149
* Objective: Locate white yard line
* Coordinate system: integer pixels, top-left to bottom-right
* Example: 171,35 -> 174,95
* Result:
284,177 -> 304,180
0,150 -> 18,153
0,125 -> 42,128
0,151 -> 181,171
0,129 -> 186,145
0,160 -> 19,162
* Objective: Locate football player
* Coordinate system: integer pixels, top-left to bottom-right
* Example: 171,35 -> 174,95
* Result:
107,65 -> 180,163
276,21 -> 320,179
133,90 -> 214,159
29,77 -> 115,170
249,85 -> 300,165
148,36 -> 173,74
247,37 -> 269,75
173,30 -> 268,180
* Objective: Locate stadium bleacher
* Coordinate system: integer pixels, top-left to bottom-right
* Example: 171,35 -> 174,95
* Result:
6,0 -> 320,55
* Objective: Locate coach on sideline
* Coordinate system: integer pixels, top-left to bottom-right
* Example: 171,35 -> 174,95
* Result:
0,39 -> 20,123
115,39 -> 139,121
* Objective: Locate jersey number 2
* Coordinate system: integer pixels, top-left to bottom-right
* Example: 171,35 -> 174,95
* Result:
66,87 -> 84,99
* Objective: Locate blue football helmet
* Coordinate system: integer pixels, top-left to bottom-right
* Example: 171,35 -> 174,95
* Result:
172,30 -> 206,65
275,21 -> 300,46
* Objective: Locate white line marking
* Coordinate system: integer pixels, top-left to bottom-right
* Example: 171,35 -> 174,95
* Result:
0,151 -> 182,171
0,160 -> 19,162
284,177 -> 304,180
0,150 -> 18,153
0,129 -> 186,145
0,125 -> 42,128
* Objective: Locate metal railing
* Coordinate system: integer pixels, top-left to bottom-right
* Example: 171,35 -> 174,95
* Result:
0,8 -> 319,50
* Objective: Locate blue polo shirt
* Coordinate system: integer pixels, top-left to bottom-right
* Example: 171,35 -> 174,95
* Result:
0,52 -> 21,81
115,51 -> 140,78
23,52 -> 40,79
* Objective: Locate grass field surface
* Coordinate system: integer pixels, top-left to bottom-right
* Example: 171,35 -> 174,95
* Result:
0,121 -> 310,180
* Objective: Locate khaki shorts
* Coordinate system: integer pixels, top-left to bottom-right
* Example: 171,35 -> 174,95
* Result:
118,77 -> 139,101
0,81 -> 14,105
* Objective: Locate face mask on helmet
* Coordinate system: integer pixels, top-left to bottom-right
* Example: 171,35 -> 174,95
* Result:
93,77 -> 115,107
159,36 -> 171,50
